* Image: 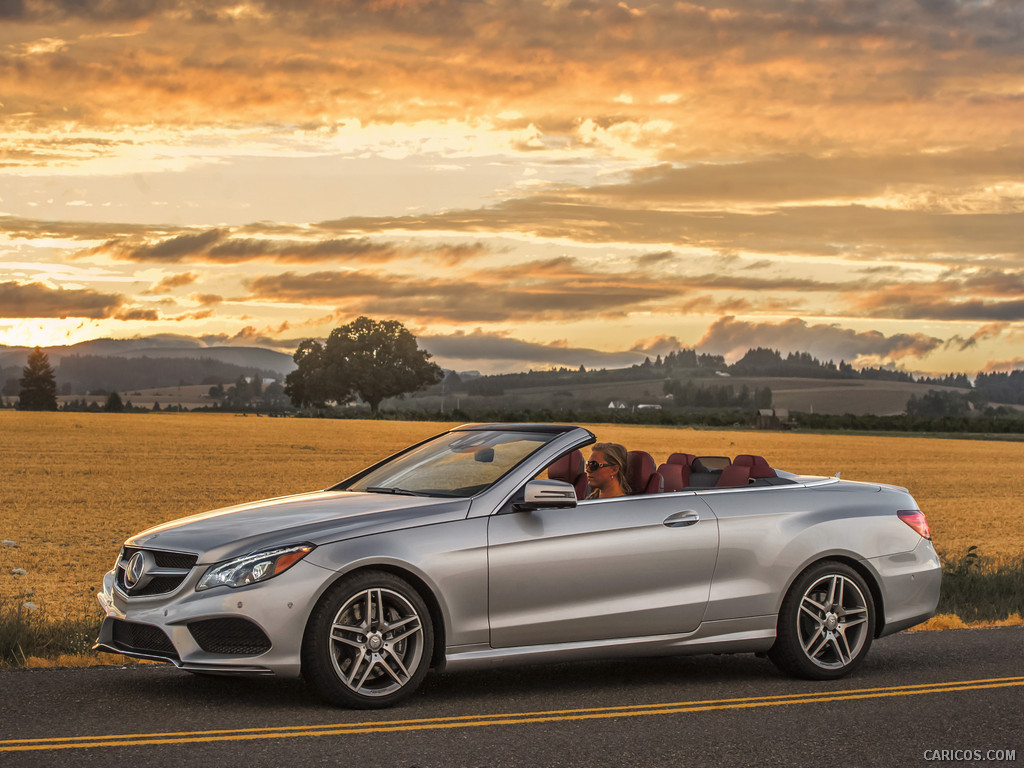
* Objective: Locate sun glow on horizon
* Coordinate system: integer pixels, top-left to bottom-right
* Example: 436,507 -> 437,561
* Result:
0,319 -> 106,349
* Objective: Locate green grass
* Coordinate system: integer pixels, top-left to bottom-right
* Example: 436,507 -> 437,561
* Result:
0,591 -> 101,666
936,547 -> 1024,622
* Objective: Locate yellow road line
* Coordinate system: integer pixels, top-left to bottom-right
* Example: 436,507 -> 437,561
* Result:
2,676 -> 1022,752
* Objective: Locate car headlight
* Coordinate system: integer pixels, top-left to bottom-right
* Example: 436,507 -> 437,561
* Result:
196,544 -> 315,592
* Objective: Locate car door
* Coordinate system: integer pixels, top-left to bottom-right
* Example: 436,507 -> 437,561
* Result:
486,493 -> 719,648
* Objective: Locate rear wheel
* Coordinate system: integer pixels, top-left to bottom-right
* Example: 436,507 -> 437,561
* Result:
768,561 -> 875,680
302,571 -> 433,708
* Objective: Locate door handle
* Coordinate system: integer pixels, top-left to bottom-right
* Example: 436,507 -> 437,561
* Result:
663,511 -> 700,528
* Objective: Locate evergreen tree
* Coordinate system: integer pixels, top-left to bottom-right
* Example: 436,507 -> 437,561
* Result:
18,347 -> 58,411
104,391 -> 125,412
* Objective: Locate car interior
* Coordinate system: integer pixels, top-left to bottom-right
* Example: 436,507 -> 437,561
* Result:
546,448 -> 793,500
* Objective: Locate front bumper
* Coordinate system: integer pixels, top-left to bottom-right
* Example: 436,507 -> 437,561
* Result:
94,559 -> 334,677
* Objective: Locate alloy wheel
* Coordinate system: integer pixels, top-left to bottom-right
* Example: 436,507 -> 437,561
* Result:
797,573 -> 870,670
328,586 -> 426,698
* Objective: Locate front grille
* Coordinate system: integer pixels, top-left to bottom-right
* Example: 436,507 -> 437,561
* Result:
112,620 -> 179,659
121,547 -> 199,570
188,618 -> 272,655
133,548 -> 198,570
132,576 -> 188,596
116,547 -> 198,597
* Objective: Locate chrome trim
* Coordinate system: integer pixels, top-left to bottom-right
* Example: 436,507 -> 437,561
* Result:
92,641 -> 275,675
92,641 -> 175,665
114,547 -> 196,598
664,511 -> 700,527
96,588 -> 125,620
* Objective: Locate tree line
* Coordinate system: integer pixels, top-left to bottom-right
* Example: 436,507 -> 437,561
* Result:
1,353 -> 281,398
13,318 -> 1024,426
662,378 -> 772,409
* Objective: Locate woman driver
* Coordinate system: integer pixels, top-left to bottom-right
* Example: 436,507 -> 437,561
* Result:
585,442 -> 631,499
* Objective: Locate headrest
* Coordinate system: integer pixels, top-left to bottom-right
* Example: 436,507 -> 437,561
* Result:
733,454 -> 777,478
548,450 -> 584,481
626,450 -> 662,494
668,452 -> 697,467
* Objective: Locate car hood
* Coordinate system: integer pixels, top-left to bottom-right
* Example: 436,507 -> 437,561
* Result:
126,491 -> 471,563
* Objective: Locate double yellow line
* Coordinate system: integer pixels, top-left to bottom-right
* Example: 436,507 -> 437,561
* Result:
3,676 -> 1022,752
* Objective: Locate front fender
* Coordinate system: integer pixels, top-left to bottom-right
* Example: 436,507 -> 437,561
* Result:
304,516 -> 490,648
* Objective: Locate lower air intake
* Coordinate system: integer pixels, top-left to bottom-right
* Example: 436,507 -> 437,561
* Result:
187,618 -> 272,655
111,620 -> 178,660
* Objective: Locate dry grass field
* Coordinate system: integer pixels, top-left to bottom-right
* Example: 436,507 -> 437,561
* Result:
2,412 -> 1022,625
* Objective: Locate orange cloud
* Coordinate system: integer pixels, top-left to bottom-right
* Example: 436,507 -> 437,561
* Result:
114,308 -> 160,321
191,293 -> 223,306
319,198 -> 1024,261
849,274 -> 1024,321
94,227 -> 488,265
697,316 -> 943,365
145,272 -> 199,294
0,281 -> 124,319
2,0 -> 1020,159
243,263 -> 681,323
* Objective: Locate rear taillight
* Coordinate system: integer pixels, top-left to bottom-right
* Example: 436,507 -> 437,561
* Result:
898,510 -> 932,540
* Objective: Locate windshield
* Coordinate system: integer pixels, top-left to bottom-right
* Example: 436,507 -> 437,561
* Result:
346,429 -> 558,498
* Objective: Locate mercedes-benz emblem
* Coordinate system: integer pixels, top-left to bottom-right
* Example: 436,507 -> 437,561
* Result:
125,552 -> 146,588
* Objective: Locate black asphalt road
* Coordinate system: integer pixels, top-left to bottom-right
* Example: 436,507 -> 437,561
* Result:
1,627 -> 1021,768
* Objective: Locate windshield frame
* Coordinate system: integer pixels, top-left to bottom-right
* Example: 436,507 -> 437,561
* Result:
332,425 -> 569,499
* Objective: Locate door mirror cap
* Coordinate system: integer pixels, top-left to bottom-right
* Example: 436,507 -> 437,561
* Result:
514,479 -> 578,512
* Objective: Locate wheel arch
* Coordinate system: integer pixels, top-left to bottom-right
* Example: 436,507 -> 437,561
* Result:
302,563 -> 448,672
782,554 -> 886,638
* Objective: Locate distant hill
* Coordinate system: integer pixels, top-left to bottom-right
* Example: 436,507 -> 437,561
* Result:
3,335 -> 1023,418
0,339 -> 294,373
52,355 -> 284,394
415,351 -> 1023,417
0,337 -> 296,396
411,372 -> 975,417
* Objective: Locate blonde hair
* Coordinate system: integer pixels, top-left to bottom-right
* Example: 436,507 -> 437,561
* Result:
589,442 -> 631,496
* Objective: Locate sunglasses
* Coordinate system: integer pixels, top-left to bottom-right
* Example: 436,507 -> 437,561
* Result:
585,460 -> 615,472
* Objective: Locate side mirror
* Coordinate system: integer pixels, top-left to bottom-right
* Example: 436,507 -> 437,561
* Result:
513,479 -> 578,512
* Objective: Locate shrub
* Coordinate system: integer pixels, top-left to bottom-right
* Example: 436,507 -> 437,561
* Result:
0,592 -> 102,666
937,546 -> 1024,622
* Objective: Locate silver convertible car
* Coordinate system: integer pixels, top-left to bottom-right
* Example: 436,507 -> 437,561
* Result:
95,423 -> 941,708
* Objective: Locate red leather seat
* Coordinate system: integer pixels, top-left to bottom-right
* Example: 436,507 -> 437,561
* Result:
658,463 -> 686,492
666,452 -> 696,488
733,454 -> 777,478
716,463 -> 751,487
546,449 -> 588,500
626,450 -> 664,494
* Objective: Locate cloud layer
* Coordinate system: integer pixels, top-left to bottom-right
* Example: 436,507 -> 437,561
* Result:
2,0 -> 1023,373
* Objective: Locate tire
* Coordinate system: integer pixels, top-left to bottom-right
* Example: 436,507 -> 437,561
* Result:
768,561 -> 875,680
302,570 -> 433,708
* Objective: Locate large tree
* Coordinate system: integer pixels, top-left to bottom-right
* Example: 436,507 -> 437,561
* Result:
18,347 -> 58,411
285,317 -> 442,414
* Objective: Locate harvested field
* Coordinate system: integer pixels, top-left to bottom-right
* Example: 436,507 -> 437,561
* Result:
1,412 -> 1021,623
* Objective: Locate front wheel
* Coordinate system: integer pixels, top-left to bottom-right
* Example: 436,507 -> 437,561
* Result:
302,571 -> 433,708
768,561 -> 875,680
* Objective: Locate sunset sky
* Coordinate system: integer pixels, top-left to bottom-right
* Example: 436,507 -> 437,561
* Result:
2,0 -> 1022,375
